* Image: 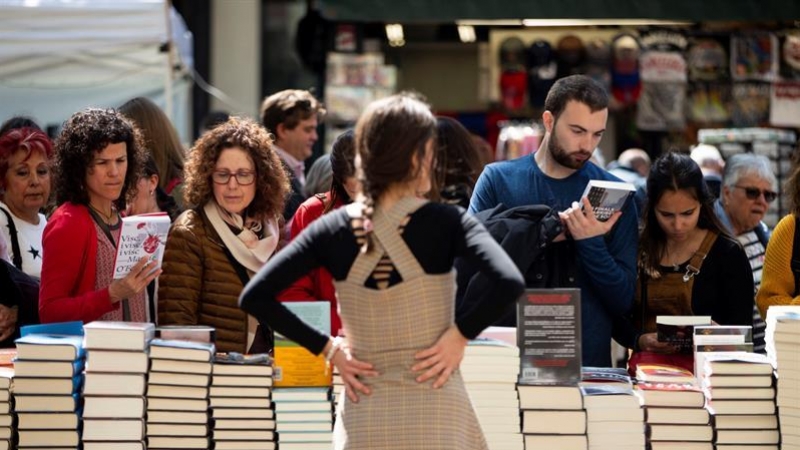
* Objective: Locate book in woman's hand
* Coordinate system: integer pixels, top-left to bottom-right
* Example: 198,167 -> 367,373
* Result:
113,213 -> 170,279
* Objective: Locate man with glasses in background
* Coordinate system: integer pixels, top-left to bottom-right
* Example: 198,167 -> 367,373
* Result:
714,153 -> 778,354
260,89 -> 326,222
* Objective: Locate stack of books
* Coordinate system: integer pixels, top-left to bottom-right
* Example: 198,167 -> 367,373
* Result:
516,288 -> 585,449
210,352 -> 276,450
13,332 -> 85,448
273,387 -> 333,450
634,364 -> 712,450
82,321 -> 155,450
693,324 -> 754,377
766,307 -> 800,450
580,367 -> 645,450
701,353 -> 779,450
146,338 -> 214,449
518,384 -> 586,449
0,368 -> 12,449
461,336 -> 523,450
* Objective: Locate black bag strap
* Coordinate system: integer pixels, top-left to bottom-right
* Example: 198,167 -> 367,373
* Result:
792,214 -> 800,297
0,206 -> 22,270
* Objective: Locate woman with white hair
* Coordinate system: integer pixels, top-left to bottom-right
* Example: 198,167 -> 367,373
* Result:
714,153 -> 777,353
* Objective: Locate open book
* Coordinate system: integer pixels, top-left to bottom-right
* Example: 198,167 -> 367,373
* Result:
113,213 -> 170,279
580,179 -> 636,221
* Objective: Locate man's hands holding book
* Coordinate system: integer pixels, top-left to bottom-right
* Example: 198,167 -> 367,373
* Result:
108,256 -> 161,303
558,197 -> 622,241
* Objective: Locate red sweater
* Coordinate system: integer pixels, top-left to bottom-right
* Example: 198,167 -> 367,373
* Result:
39,202 -> 118,323
278,192 -> 344,336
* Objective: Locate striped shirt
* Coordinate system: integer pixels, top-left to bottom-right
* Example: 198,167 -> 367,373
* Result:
737,230 -> 767,353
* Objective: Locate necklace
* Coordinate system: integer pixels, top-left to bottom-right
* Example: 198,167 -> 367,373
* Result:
89,203 -> 115,223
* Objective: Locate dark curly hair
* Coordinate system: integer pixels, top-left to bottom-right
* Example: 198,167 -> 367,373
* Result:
183,116 -> 289,220
52,108 -> 146,210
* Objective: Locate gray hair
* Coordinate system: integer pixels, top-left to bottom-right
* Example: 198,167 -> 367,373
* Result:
722,153 -> 777,190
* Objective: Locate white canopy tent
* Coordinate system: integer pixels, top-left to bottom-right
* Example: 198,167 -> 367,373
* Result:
0,0 -> 192,142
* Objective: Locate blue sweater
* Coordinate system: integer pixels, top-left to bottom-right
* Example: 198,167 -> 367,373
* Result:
470,155 -> 638,367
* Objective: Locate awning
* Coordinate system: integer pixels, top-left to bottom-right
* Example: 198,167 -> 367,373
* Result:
319,0 -> 800,23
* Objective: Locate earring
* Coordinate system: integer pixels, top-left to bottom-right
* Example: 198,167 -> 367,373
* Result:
149,190 -> 154,197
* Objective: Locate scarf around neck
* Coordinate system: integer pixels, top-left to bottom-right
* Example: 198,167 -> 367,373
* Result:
204,201 -> 279,274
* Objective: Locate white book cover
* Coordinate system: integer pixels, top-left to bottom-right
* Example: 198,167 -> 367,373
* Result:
113,213 -> 170,279
581,179 -> 636,221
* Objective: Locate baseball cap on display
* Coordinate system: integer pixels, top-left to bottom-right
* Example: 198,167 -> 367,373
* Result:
585,38 -> 612,91
527,39 -> 557,108
556,34 -> 586,78
499,36 -> 527,71
611,33 -> 642,106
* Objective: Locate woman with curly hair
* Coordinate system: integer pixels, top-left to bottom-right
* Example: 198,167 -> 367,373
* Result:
158,117 -> 289,353
40,108 -> 154,324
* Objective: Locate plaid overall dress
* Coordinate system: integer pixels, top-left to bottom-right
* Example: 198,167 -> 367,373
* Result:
332,197 -> 488,450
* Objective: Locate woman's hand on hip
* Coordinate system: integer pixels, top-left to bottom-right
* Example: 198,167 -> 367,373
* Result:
332,342 -> 378,403
412,325 -> 468,389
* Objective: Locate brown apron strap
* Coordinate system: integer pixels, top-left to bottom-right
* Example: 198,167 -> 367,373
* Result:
682,230 -> 718,282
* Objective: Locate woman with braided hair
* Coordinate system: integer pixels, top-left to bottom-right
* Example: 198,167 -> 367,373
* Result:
241,93 -> 523,449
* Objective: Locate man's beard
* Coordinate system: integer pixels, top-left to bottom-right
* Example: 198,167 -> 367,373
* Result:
547,129 -> 591,170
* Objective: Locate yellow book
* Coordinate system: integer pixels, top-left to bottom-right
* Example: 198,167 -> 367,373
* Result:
274,301 -> 332,387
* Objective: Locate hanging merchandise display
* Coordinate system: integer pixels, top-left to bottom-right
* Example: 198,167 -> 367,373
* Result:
499,37 -> 528,111
610,33 -> 642,108
526,39 -> 557,109
731,32 -> 779,82
730,82 -> 771,127
495,121 -> 544,161
770,81 -> 800,128
585,38 -> 612,93
636,30 -> 688,131
686,37 -> 730,124
555,34 -> 586,79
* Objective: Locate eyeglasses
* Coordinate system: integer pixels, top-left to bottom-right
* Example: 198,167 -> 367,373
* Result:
734,185 -> 778,203
212,170 -> 255,185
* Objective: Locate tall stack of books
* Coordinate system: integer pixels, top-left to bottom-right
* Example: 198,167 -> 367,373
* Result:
147,338 -> 214,449
766,307 -> 800,450
272,387 -> 333,450
461,337 -> 523,450
701,353 -> 779,450
210,352 -> 276,450
82,321 -> 155,450
272,301 -> 334,449
516,289 -> 585,449
0,368 -> 12,450
580,367 -> 645,450
634,364 -> 712,450
13,332 -> 85,449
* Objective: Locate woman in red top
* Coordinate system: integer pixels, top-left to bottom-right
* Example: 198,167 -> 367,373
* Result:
40,108 -> 157,324
278,130 -> 358,336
